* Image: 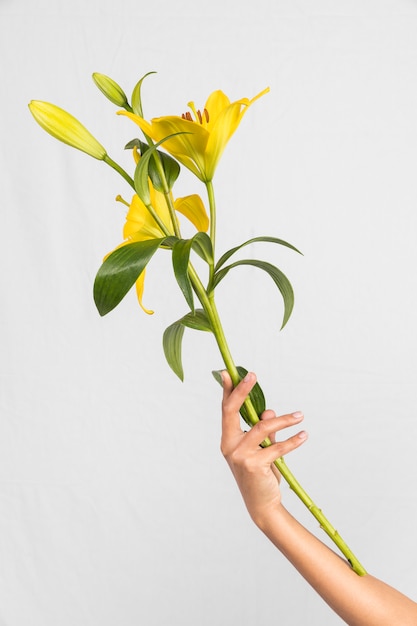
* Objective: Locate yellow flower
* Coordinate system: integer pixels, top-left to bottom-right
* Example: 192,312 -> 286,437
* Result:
115,186 -> 208,314
28,101 -> 107,160
118,88 -> 269,181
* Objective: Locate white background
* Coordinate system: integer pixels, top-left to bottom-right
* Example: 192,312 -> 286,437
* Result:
1,1 -> 417,624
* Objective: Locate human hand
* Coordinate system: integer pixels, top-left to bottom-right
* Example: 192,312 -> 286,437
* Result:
220,371 -> 308,525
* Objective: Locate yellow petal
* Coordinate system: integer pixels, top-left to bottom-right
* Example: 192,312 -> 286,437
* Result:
205,101 -> 244,180
203,90 -> 231,128
123,192 -> 172,241
135,269 -> 154,315
174,194 -> 209,232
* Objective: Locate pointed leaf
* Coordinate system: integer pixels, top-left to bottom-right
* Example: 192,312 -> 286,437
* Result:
172,239 -> 194,312
148,151 -> 180,192
163,321 -> 185,380
180,309 -> 212,332
124,138 -> 143,151
131,71 -> 157,117
215,236 -> 302,272
213,259 -> 294,329
191,232 -> 214,265
163,309 -> 212,380
94,238 -> 165,316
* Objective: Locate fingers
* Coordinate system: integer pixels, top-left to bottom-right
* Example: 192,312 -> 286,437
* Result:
246,411 -> 305,447
263,428 -> 308,463
221,370 -> 256,412
260,409 -> 277,442
241,413 -> 308,464
221,371 -> 257,441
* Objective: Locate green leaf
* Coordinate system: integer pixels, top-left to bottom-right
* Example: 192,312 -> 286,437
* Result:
134,133 -> 189,204
149,151 -> 180,192
131,71 -> 156,117
163,321 -> 185,381
211,366 -> 266,427
94,238 -> 166,316
124,138 -> 142,150
172,239 -> 194,312
127,140 -> 180,192
215,236 -> 302,272
180,309 -> 212,332
163,309 -> 212,380
191,232 -> 214,265
213,259 -> 295,329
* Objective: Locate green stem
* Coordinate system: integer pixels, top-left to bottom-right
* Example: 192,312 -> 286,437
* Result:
205,181 -> 216,262
145,203 -> 172,237
163,191 -> 181,239
188,265 -> 366,576
103,155 -> 135,190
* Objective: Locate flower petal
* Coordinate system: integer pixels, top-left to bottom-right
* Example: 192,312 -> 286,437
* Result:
124,191 -> 173,241
174,194 -> 209,232
203,90 -> 231,127
135,269 -> 154,315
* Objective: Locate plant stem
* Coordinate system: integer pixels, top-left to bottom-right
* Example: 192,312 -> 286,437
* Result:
205,181 -> 216,261
104,155 -> 135,189
188,264 -> 367,576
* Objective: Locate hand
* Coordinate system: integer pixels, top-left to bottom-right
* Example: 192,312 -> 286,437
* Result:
220,371 -> 308,525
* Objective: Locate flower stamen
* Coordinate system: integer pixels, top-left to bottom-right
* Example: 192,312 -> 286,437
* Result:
181,103 -> 209,125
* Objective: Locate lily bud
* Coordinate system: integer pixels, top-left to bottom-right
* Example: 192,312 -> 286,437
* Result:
92,73 -> 129,108
28,101 -> 107,160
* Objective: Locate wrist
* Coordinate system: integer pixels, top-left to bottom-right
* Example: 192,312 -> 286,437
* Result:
252,502 -> 289,535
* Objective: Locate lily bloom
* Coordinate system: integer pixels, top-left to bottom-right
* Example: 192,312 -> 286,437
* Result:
113,185 -> 208,313
118,88 -> 269,182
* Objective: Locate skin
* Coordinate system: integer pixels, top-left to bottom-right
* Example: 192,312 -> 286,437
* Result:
221,371 -> 417,626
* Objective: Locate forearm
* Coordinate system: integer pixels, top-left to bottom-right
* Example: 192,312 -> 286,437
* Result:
257,505 -> 417,626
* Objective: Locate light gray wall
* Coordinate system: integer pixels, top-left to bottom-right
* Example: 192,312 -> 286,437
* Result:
1,1 -> 417,624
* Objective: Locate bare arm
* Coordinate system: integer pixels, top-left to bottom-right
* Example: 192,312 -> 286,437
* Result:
221,371 -> 417,626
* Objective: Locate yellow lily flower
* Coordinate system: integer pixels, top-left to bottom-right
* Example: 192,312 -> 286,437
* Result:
118,87 -> 269,181
114,185 -> 208,314
28,101 -> 107,160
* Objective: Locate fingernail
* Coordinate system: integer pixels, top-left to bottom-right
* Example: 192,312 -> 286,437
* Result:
243,372 -> 254,382
298,430 -> 308,440
292,411 -> 303,420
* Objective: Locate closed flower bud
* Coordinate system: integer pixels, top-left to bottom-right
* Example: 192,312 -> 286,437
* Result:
92,73 -> 129,108
28,100 -> 107,160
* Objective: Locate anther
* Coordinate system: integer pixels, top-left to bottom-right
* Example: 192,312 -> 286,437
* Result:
203,108 -> 209,122
196,109 -> 203,124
